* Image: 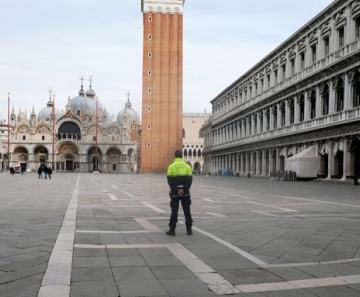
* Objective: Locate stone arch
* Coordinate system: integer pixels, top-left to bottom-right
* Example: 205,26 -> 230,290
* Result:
350,137 -> 360,179
106,147 -> 122,172
128,148 -> 136,173
13,146 -> 29,169
193,162 -> 201,173
58,121 -> 81,140
16,125 -> 30,134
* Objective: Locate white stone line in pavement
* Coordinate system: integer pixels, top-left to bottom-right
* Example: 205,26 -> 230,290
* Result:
251,210 -> 280,217
280,195 -> 360,209
76,230 -> 149,234
202,198 -> 215,202
140,201 -> 166,213
241,200 -> 297,212
236,275 -> 351,293
102,189 -> 108,192
191,226 -> 267,266
118,189 -> 135,198
79,205 -> 147,208
108,193 -> 118,200
135,218 -> 163,232
38,174 -> 80,297
263,257 -> 360,268
205,212 -> 227,218
74,244 -> 164,249
165,243 -> 240,295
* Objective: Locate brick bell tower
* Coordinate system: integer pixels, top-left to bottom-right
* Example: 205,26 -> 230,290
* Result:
140,0 -> 185,173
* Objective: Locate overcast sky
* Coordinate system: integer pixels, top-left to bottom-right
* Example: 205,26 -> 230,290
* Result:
0,0 -> 334,123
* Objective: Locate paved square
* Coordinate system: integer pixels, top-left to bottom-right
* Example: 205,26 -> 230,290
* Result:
1,172 -> 360,296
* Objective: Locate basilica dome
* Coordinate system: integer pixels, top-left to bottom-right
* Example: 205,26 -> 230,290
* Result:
116,99 -> 140,125
38,99 -> 61,121
68,85 -> 103,116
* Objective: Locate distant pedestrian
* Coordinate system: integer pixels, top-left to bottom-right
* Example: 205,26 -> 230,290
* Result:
38,166 -> 43,179
21,167 -> 25,175
10,167 -> 14,175
43,166 -> 49,179
48,167 -> 53,179
166,150 -> 193,236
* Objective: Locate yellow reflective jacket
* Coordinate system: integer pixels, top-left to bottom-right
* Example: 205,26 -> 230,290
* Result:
167,158 -> 192,195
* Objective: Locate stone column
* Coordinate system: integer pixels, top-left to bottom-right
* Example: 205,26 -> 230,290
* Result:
270,107 -> 275,130
256,151 -> 260,176
294,96 -> 299,123
326,139 -> 334,179
263,110 -> 267,131
269,149 -> 274,174
316,85 -> 321,117
237,121 -> 241,139
304,90 -> 309,121
341,138 -> 350,180
262,149 -> 267,176
329,80 -> 334,114
240,153 -> 244,175
285,100 -> 290,126
276,103 -> 281,128
344,72 -> 350,110
242,119 -> 246,137
245,152 -> 249,175
276,148 -> 280,171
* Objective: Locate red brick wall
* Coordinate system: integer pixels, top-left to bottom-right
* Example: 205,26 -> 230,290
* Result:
141,12 -> 183,172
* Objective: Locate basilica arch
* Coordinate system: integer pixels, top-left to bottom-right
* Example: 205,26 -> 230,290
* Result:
88,146 -> 103,172
13,146 -> 29,171
106,147 -> 122,173
57,142 -> 79,171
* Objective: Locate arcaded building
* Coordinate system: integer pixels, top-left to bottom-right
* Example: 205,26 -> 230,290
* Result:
1,82 -> 141,173
183,112 -> 210,173
140,0 -> 185,172
201,0 -> 360,180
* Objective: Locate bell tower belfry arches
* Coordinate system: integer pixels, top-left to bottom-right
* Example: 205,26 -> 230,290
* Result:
140,0 -> 185,172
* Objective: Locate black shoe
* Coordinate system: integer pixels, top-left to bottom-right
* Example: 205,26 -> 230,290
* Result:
166,230 -> 176,236
187,229 -> 192,235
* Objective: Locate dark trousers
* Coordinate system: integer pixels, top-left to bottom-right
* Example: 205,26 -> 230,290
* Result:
169,196 -> 193,230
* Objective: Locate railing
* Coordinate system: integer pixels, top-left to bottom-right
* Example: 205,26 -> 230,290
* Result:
206,107 -> 360,151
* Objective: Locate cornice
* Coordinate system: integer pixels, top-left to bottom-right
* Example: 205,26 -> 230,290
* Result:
141,0 -> 184,13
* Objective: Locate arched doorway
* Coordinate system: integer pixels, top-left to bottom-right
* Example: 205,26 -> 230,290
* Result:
88,147 -> 102,172
13,147 -> 29,171
34,145 -> 49,171
58,143 -> 79,171
128,149 -> 136,173
193,162 -> 201,174
106,148 -> 121,173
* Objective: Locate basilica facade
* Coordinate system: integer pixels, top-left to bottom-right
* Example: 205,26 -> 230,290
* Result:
201,0 -> 360,180
0,82 -> 141,173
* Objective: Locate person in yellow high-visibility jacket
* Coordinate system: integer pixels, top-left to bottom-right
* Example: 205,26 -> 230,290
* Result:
166,150 -> 193,236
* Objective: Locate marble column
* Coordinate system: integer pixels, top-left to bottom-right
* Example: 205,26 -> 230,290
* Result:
344,73 -> 350,110
326,139 -> 334,179
304,91 -> 309,121
329,80 -> 334,114
269,150 -> 274,174
262,149 -> 267,176
341,138 -> 350,180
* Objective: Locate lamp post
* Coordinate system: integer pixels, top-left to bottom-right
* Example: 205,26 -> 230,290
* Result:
7,92 -> 10,170
52,94 -> 55,170
95,95 -> 99,172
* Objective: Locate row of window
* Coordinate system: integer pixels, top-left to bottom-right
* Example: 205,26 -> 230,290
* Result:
215,15 -> 360,114
211,76 -> 360,140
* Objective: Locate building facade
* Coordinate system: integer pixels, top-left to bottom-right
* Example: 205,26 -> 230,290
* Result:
183,112 -> 210,173
201,0 -> 360,180
1,82 -> 141,173
140,0 -> 185,172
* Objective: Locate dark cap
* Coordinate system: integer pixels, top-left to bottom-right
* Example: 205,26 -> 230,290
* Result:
174,150 -> 182,158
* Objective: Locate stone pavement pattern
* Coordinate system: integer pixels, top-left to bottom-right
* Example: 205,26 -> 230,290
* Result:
0,172 -> 360,296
